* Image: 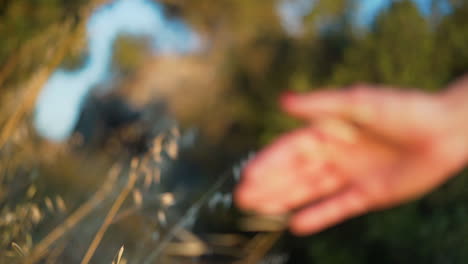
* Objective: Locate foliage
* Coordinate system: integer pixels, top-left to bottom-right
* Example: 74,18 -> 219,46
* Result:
112,35 -> 152,76
2,0 -> 468,263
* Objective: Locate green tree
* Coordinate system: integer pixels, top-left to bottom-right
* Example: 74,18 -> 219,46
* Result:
436,1 -> 468,82
333,1 -> 440,90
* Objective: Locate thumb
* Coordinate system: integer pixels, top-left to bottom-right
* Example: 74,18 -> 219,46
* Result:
280,86 -> 388,128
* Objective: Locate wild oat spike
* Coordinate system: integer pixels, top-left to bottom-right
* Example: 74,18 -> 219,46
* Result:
133,189 -> 143,208
55,195 -> 67,212
157,210 -> 166,226
26,185 -> 37,198
44,197 -> 54,212
11,242 -> 25,257
160,192 -> 175,207
112,245 -> 125,264
30,205 -> 42,223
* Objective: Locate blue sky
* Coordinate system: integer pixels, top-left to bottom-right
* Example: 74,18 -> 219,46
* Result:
34,0 -> 199,141
35,0 -> 432,141
279,0 -> 432,33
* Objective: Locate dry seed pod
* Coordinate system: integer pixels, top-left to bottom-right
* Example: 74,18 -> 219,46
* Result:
11,242 -> 25,257
157,210 -> 166,226
30,205 -> 42,223
26,185 -> 37,198
160,192 -> 175,207
55,196 -> 67,212
166,139 -> 178,159
130,157 -> 139,169
133,190 -> 143,208
44,197 -> 54,212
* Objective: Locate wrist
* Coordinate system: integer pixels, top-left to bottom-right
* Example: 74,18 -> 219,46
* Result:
441,76 -> 468,113
437,79 -> 468,170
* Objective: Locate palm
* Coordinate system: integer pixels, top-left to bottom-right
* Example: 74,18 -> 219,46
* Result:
235,84 -> 467,235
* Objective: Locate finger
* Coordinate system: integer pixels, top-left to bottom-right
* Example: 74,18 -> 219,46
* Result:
252,171 -> 347,215
235,125 -> 361,214
280,86 -> 396,128
234,170 -> 297,214
234,161 -> 324,214
289,187 -> 369,236
281,87 -> 441,143
235,128 -> 327,211
278,172 -> 346,212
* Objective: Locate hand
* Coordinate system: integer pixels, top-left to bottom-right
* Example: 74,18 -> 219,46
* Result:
235,78 -> 468,235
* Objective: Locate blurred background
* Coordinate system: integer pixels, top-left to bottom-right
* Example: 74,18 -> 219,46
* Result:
1,0 -> 468,263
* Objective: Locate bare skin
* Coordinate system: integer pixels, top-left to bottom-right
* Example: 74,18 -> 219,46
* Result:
235,76 -> 468,236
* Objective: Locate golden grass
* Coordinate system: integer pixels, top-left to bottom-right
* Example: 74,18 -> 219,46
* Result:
0,0 -> 288,258
0,0 -> 111,149
111,246 -> 125,264
23,164 -> 122,264
80,158 -> 139,264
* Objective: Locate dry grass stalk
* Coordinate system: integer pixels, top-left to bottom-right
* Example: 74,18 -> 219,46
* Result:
157,210 -> 167,227
0,22 -> 64,88
44,197 -> 54,212
80,158 -> 140,264
164,241 -> 207,257
152,135 -> 163,162
0,0 -> 108,89
11,242 -> 26,257
24,164 -> 121,264
166,139 -> 178,159
238,215 -> 288,232
30,205 -> 42,224
236,232 -> 283,264
55,196 -> 67,213
44,240 -> 68,264
205,234 -> 249,247
111,246 -> 125,264
142,168 -> 233,264
143,165 -> 153,189
0,0 -> 111,149
132,189 -> 143,208
154,168 -> 161,183
175,228 -> 205,245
